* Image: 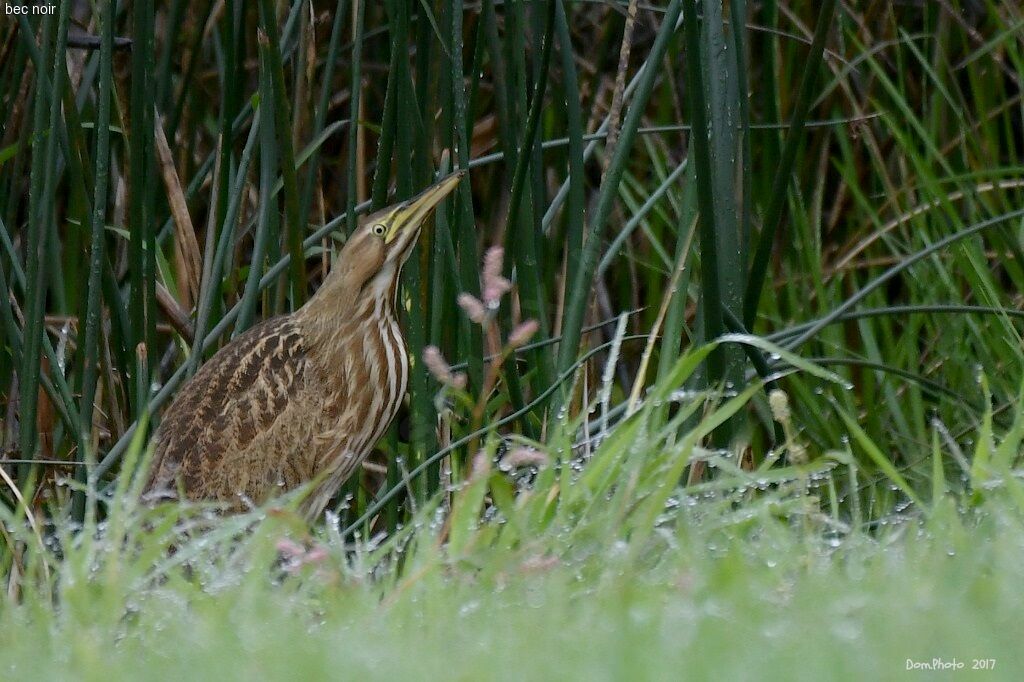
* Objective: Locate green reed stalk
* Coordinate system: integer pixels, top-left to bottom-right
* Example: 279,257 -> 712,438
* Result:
19,10 -> 62,481
74,0 -> 115,522
743,0 -> 838,327
345,0 -> 366,236
555,0 -> 683,397
681,0 -> 726,418
128,0 -> 157,415
258,0 -> 307,306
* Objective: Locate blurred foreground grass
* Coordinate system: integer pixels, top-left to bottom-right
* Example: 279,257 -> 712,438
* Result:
4,2 -> 1024,677
2,463 -> 1022,680
3,347 -> 1024,679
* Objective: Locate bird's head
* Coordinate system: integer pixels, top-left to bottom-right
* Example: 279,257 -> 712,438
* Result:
308,171 -> 465,313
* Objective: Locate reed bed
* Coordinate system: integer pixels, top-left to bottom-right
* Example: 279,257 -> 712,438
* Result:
2,1 -> 1024,676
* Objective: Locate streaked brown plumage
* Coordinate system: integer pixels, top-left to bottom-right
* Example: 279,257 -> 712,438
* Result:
144,172 -> 464,520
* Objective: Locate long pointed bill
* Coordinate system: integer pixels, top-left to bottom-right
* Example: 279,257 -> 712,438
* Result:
385,170 -> 466,246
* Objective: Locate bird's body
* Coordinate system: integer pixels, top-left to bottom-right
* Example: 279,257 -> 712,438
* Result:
144,173 -> 462,520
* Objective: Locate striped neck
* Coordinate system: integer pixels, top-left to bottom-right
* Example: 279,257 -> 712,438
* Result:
298,270 -> 402,351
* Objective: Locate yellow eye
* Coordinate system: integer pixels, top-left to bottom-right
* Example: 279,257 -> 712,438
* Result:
371,223 -> 387,237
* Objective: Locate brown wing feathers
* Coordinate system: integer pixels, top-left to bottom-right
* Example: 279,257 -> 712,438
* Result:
145,317 -> 307,501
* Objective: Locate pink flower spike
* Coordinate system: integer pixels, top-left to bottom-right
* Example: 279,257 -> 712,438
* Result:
304,547 -> 329,564
276,538 -> 328,575
276,538 -> 305,558
471,450 -> 492,477
421,346 -> 468,387
423,346 -> 468,390
481,247 -> 512,306
483,277 -> 512,308
423,345 -> 453,383
481,276 -> 509,307
508,319 -> 539,348
457,293 -> 487,323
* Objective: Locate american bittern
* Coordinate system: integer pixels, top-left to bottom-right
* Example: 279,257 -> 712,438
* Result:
144,172 -> 465,520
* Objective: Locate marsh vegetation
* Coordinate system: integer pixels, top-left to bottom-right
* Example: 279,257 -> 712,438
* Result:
1,1 -> 1023,677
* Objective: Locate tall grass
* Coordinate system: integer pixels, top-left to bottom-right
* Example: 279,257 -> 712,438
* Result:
2,0 -> 1024,646
2,352 -> 1023,676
